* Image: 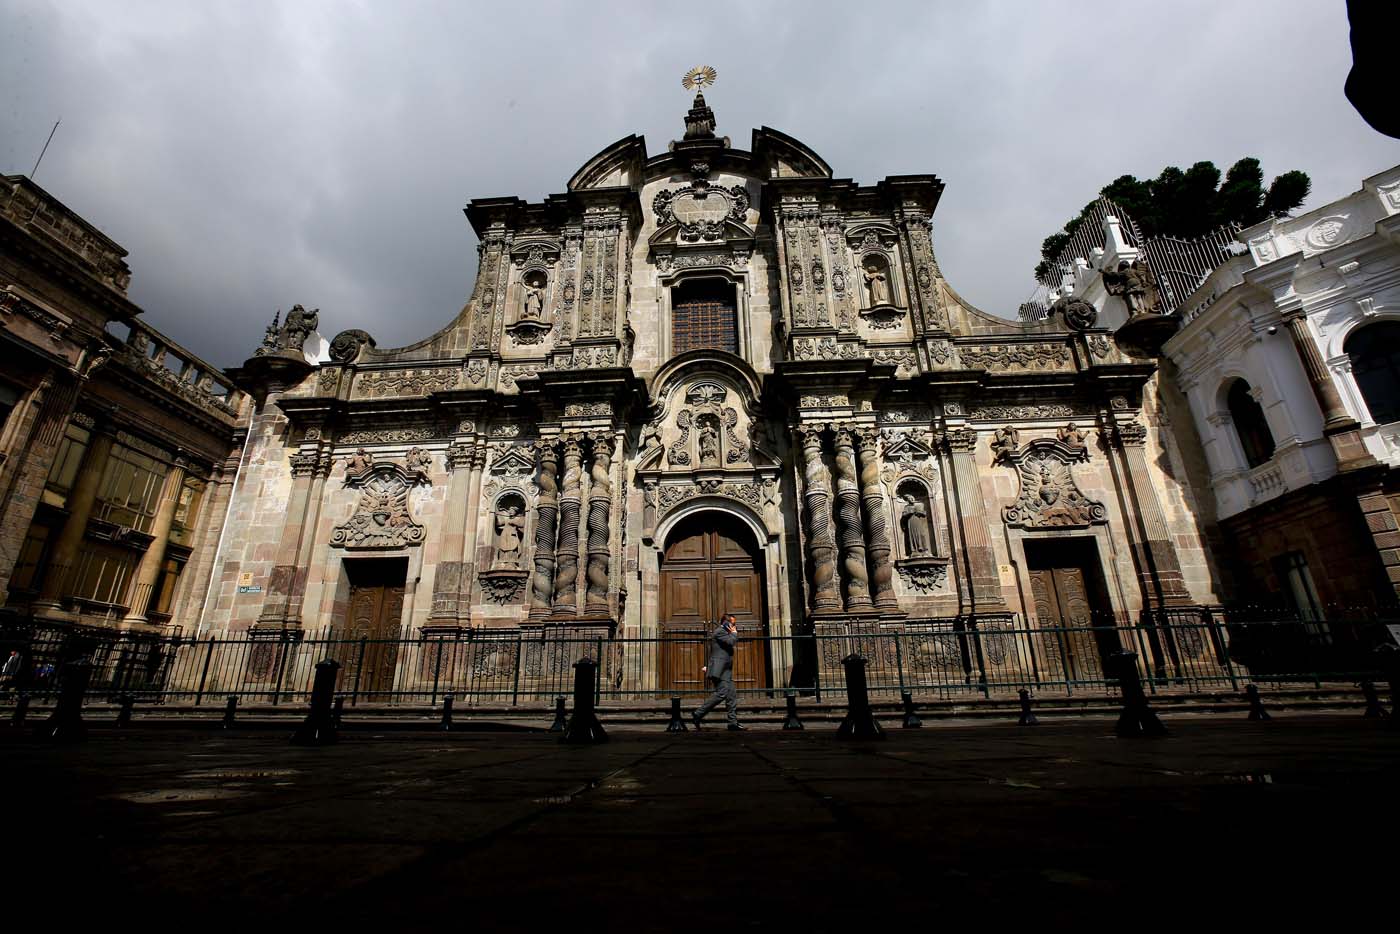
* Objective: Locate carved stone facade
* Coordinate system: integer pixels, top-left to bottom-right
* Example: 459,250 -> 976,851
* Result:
193,91 -> 1224,697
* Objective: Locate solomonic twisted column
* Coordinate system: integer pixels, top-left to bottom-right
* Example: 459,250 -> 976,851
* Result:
528,441 -> 559,621
798,426 -> 842,613
584,433 -> 613,614
854,427 -> 898,611
552,436 -> 584,616
832,425 -> 873,611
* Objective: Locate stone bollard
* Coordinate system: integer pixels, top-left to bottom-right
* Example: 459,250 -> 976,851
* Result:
1107,650 -> 1167,738
1360,680 -> 1387,719
1018,689 -> 1039,726
12,692 -> 30,727
116,694 -> 135,728
548,695 -> 567,732
562,658 -> 607,744
1378,645 -> 1400,732
665,695 -> 688,732
901,690 -> 923,729
782,690 -> 804,731
440,694 -> 454,731
291,659 -> 340,746
1244,684 -> 1271,721
836,654 -> 884,740
332,696 -> 346,729
39,659 -> 92,742
222,695 -> 238,729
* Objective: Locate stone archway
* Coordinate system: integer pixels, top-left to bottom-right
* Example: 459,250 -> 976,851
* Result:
657,509 -> 770,695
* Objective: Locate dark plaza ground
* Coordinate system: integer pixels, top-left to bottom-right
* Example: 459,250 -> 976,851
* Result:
6,713 -> 1395,927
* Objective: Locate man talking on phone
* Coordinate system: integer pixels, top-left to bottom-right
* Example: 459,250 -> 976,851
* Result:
692,614 -> 744,731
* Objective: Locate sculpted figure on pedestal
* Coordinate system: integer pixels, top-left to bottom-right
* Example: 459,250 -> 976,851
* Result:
1058,423 -> 1087,447
1103,259 -> 1160,316
863,260 -> 891,307
494,502 -> 525,568
522,281 -> 545,320
698,417 -> 720,466
990,425 -> 1019,464
901,492 -> 932,557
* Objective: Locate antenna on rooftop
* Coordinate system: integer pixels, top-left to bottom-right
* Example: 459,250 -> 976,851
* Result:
31,119 -> 61,179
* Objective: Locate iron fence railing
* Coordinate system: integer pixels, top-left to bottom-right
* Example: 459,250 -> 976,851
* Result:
0,609 -> 1394,709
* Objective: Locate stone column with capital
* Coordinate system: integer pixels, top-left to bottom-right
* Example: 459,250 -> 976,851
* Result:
0,376 -> 81,598
122,459 -> 188,627
528,441 -> 559,621
34,429 -> 116,616
584,433 -> 614,614
552,436 -> 584,617
797,426 -> 842,613
258,447 -> 324,628
1110,419 -> 1193,606
854,427 -> 898,611
1281,311 -> 1376,468
430,440 -> 475,626
832,425 -> 873,611
945,427 -> 1004,611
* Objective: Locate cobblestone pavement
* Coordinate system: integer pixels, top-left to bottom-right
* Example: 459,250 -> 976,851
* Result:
7,715 -> 1394,927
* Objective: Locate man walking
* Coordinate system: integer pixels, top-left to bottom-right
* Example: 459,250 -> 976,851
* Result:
692,614 -> 744,731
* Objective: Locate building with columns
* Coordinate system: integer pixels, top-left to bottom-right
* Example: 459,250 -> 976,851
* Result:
204,85 -> 1223,693
0,175 -> 247,634
1160,165 -> 1400,610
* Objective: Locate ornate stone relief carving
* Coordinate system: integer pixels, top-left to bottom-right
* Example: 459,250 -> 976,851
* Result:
328,329 -> 373,363
870,348 -> 918,375
339,426 -> 437,445
1000,439 -> 1105,530
655,478 -> 774,518
354,368 -> 459,398
800,393 -> 849,409
331,461 -> 429,549
896,560 -> 948,593
1088,335 -> 1112,359
959,343 -> 1071,371
564,401 -> 612,418
722,408 -> 748,463
652,183 -> 750,242
1051,296 -> 1097,331
971,404 -> 1078,421
793,337 -> 861,361
668,410 -> 692,466
879,407 -> 932,425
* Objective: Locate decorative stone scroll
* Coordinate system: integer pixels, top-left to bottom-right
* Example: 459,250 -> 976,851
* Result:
1001,438 -> 1105,530
655,478 -> 773,519
330,461 -> 429,549
653,182 -> 751,243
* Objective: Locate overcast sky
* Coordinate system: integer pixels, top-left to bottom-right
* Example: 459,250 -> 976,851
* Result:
3,0 -> 1394,368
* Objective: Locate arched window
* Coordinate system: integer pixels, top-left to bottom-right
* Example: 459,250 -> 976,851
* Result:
1345,321 -> 1400,425
1226,379 -> 1275,469
671,278 -> 738,355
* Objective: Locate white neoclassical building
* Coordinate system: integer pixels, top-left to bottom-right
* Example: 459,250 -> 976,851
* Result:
1161,165 -> 1400,609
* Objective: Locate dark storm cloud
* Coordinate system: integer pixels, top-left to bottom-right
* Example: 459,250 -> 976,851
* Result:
2,0 -> 1392,367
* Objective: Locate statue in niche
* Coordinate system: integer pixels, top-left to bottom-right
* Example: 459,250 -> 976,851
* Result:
347,448 -> 373,476
1058,423 -> 1087,447
494,501 -> 525,568
900,491 -> 932,557
1102,259 -> 1160,316
521,272 -> 546,320
863,259 -> 891,307
990,425 -> 1020,464
698,416 -> 720,466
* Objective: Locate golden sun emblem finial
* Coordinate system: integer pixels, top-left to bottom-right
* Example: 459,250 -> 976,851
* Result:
682,65 -> 717,92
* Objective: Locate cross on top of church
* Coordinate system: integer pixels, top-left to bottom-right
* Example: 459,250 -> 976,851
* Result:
681,66 -> 718,141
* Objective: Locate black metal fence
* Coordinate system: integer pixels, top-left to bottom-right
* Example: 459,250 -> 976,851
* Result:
1,608 -> 1395,709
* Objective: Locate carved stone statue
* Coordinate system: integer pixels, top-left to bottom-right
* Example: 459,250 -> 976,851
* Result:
522,282 -> 545,320
1102,259 -> 1160,316
347,448 -> 373,476
990,425 -> 1020,464
1058,423 -> 1087,447
698,417 -> 720,466
494,503 -> 525,568
863,261 -> 891,307
280,304 -> 320,351
639,422 -> 662,454
404,447 -> 432,473
901,493 -> 932,557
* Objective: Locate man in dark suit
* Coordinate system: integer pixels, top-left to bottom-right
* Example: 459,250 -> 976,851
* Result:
692,614 -> 744,731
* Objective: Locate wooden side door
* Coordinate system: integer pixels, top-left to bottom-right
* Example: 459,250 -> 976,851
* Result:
1026,539 -> 1116,680
341,559 -> 406,698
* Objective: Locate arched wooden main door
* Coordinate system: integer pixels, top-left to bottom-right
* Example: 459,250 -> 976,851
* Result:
659,512 -> 768,694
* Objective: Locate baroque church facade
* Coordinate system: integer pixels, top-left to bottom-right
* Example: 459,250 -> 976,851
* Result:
206,89 -> 1222,691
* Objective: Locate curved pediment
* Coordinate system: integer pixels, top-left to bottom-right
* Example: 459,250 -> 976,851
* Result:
568,135 -> 648,191
751,126 -> 832,179
636,353 -> 776,475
